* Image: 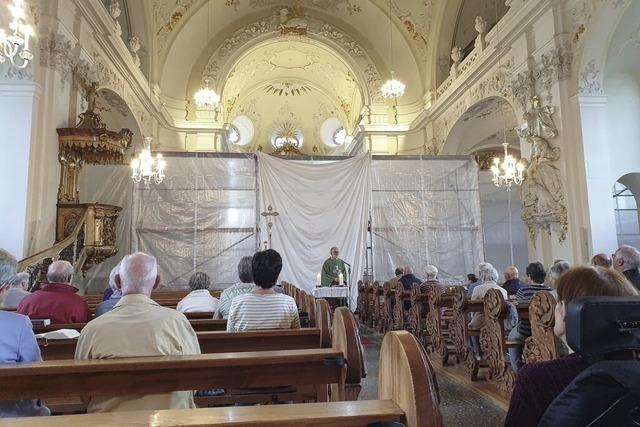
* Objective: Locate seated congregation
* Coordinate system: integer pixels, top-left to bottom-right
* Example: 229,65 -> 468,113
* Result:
357,245 -> 640,426
2,245 -> 640,425
0,246 -> 439,427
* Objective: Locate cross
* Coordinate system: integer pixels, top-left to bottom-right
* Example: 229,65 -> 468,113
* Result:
260,205 -> 279,249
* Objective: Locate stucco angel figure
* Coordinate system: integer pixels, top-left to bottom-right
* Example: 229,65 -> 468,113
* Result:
517,96 -> 562,203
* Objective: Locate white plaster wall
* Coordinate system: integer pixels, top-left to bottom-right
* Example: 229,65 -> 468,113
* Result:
0,82 -> 39,258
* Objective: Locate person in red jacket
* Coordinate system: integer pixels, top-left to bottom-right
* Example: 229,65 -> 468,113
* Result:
18,260 -> 90,323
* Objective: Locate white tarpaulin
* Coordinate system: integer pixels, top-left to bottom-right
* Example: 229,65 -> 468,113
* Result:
257,152 -> 371,305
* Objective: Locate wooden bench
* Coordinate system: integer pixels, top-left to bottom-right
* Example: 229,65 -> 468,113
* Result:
33,318 -> 224,335
407,283 -> 428,346
479,288 -> 524,393
523,290 -> 561,364
393,287 -> 411,330
0,348 -> 347,403
424,284 -> 457,365
448,286 -> 485,381
38,328 -> 327,361
1,330 -> 442,427
380,281 -> 395,333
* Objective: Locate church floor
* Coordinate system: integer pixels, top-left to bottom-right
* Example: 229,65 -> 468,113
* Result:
358,326 -> 506,427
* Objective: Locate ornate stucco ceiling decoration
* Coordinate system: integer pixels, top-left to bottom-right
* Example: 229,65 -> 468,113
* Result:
222,38 -> 364,155
154,0 -> 197,54
264,82 -> 312,96
460,96 -> 514,122
225,0 -> 362,15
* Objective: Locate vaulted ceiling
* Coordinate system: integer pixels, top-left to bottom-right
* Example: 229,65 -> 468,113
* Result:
115,0 -> 507,153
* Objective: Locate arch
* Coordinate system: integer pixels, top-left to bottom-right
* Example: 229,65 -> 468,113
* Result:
613,174 -> 640,248
442,96 -> 519,155
574,1 -> 632,96
189,20 -> 384,108
159,2 -> 423,106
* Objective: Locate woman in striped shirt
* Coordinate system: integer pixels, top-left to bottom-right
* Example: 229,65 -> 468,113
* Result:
227,249 -> 300,331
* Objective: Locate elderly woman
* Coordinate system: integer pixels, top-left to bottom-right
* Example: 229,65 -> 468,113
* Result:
176,272 -> 219,314
468,262 -> 507,356
0,272 -> 30,310
95,265 -> 123,317
505,266 -> 638,427
215,256 -> 256,319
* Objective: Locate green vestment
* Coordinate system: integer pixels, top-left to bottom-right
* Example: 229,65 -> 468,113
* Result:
321,257 -> 347,286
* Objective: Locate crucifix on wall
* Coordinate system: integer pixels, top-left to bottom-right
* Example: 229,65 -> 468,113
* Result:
261,205 -> 279,249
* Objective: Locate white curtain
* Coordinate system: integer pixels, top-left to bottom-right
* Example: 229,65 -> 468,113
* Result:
257,152 -> 371,306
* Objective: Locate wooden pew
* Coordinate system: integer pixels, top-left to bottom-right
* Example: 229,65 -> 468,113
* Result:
424,284 -> 455,364
37,298 -> 334,360
448,286 -> 485,381
0,349 -> 347,404
380,281 -> 395,333
393,287 -> 411,331
523,290 -> 560,363
356,280 -> 366,318
34,318 -> 225,335
479,288 -> 523,393
38,328 -> 327,361
407,283 -> 428,346
2,330 -> 442,427
371,281 -> 384,331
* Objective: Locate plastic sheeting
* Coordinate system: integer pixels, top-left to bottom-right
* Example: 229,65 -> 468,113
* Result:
370,156 -> 483,283
77,154 -> 484,295
78,155 -> 257,292
257,152 -> 370,304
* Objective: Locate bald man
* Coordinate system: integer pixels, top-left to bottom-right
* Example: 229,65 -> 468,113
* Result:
18,260 -> 89,323
502,266 -> 526,296
75,252 -> 201,413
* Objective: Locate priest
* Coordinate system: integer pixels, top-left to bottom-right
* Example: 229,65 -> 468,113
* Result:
321,247 -> 347,287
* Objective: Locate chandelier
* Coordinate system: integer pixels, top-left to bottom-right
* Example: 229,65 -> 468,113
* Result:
491,142 -> 524,190
194,77 -> 220,109
0,0 -> 33,69
380,0 -> 405,99
130,137 -> 167,185
381,71 -> 406,99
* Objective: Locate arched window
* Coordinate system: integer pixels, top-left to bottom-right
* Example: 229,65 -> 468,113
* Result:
613,181 -> 640,248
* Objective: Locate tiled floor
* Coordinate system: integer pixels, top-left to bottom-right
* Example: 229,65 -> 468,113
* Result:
359,327 -> 506,427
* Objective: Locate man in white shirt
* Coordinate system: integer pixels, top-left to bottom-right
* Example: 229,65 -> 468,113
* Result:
227,250 -> 300,331
176,272 -> 219,313
75,252 -> 201,413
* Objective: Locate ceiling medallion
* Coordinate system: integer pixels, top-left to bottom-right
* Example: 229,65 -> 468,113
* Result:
264,82 -> 312,96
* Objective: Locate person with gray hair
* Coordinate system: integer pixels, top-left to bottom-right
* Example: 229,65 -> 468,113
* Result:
502,266 -> 526,296
176,271 -> 219,313
422,264 -> 439,291
469,262 -> 507,340
75,252 -> 201,413
94,264 -> 123,317
0,272 -> 31,309
612,245 -> 640,290
215,256 -> 257,319
549,259 -> 571,289
0,248 -> 50,418
17,260 -> 90,323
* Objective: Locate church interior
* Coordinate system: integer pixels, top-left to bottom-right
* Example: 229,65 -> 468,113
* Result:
1,0 -> 640,425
